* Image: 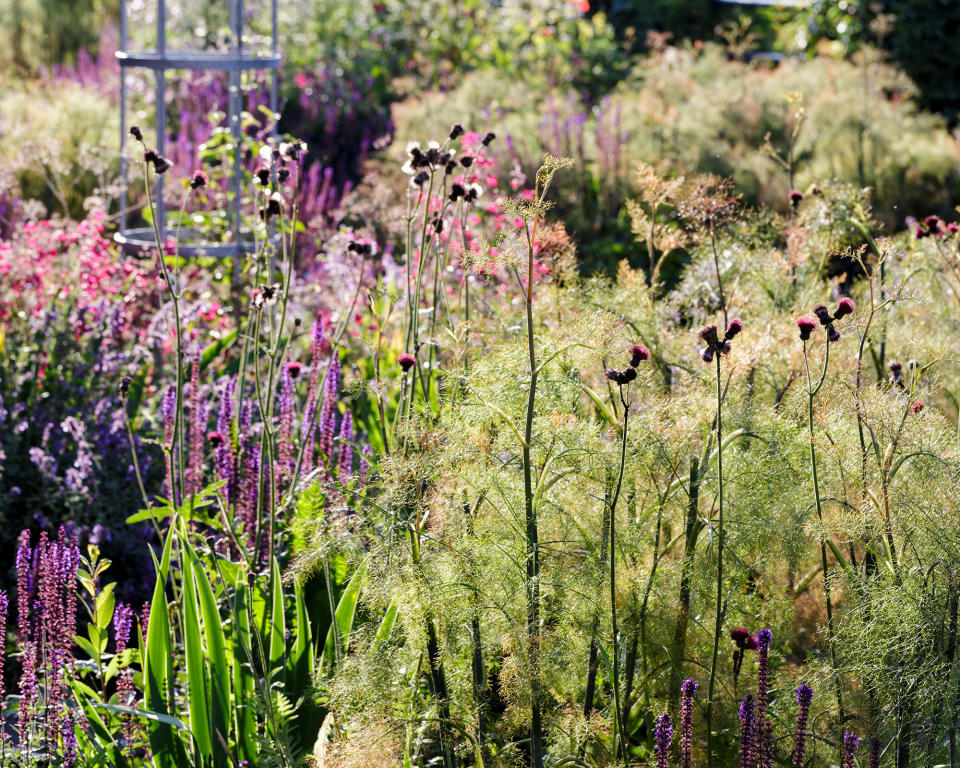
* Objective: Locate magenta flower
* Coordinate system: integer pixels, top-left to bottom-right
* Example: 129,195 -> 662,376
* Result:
796,316 -> 817,341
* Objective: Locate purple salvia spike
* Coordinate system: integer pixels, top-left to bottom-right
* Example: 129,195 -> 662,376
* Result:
841,731 -> 860,768
0,589 -> 7,706
654,712 -> 672,768
162,385 -> 177,499
318,397 -> 337,466
114,602 -> 134,654
756,629 -> 773,768
326,353 -> 341,401
277,367 -> 296,487
15,530 -> 33,640
187,351 -> 205,497
337,410 -> 353,478
792,683 -> 813,768
739,695 -> 756,768
680,678 -> 698,768
216,377 -> 235,504
869,737 -> 882,768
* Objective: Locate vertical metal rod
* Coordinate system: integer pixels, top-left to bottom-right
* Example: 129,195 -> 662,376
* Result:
230,0 -> 243,299
119,0 -> 128,240
155,0 -> 167,242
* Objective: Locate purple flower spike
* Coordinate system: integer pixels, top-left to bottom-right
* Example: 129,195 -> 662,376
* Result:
337,410 -> 354,478
680,678 -> 698,768
739,695 -> 756,768
841,731 -> 860,768
654,712 -> 673,768
792,683 -> 813,768
755,629 -> 773,768
869,737 -> 882,768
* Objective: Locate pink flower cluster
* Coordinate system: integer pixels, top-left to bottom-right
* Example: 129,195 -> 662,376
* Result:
0,208 -> 162,332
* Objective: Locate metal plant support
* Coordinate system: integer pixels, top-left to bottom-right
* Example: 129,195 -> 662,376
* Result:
116,0 -> 280,260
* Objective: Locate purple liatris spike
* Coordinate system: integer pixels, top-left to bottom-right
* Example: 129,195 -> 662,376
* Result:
739,695 -> 757,768
680,678 -> 698,768
654,712 -> 672,768
792,683 -> 813,768
337,409 -> 353,478
841,731 -> 860,768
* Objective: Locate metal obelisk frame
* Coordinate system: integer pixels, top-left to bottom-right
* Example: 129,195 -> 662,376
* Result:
116,0 -> 280,272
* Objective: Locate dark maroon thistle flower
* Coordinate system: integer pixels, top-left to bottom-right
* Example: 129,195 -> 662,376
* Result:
834,297 -> 855,319
482,131 -> 496,146
285,361 -> 303,379
796,316 -> 817,341
190,170 -> 208,189
449,123 -> 465,140
789,189 -> 804,208
699,319 -> 741,362
398,353 -> 417,372
130,125 -> 143,142
607,341 -> 651,384
207,430 -> 225,447
731,626 -> 758,680
910,399 -> 924,414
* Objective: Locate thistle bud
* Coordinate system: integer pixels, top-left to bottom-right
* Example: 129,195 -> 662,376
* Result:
629,344 -> 650,367
724,317 -> 743,340
130,126 -> 143,142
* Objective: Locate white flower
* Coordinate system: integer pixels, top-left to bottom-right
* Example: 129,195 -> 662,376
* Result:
406,141 -> 421,155
427,140 -> 440,150
401,159 -> 416,175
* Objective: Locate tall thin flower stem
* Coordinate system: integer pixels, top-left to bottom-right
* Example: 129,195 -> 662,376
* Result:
802,337 -> 844,720
610,386 -> 631,765
706,352 -> 725,768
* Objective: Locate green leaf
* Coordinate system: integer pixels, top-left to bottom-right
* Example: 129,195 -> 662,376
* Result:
95,584 -> 117,630
288,576 -> 314,697
144,545 -> 190,768
94,702 -> 191,730
373,601 -> 399,648
269,558 -> 287,676
185,542 -> 230,768
232,575 -> 258,764
181,539 -> 213,759
321,559 -> 367,672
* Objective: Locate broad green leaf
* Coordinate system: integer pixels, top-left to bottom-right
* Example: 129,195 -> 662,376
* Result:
232,575 -> 258,763
181,542 -> 213,759
268,557 -> 287,675
144,547 -> 190,768
321,559 -> 367,672
186,542 -> 230,768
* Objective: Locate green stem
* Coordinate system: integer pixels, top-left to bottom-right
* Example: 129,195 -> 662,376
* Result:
610,388 -> 630,765
706,352 -> 724,768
